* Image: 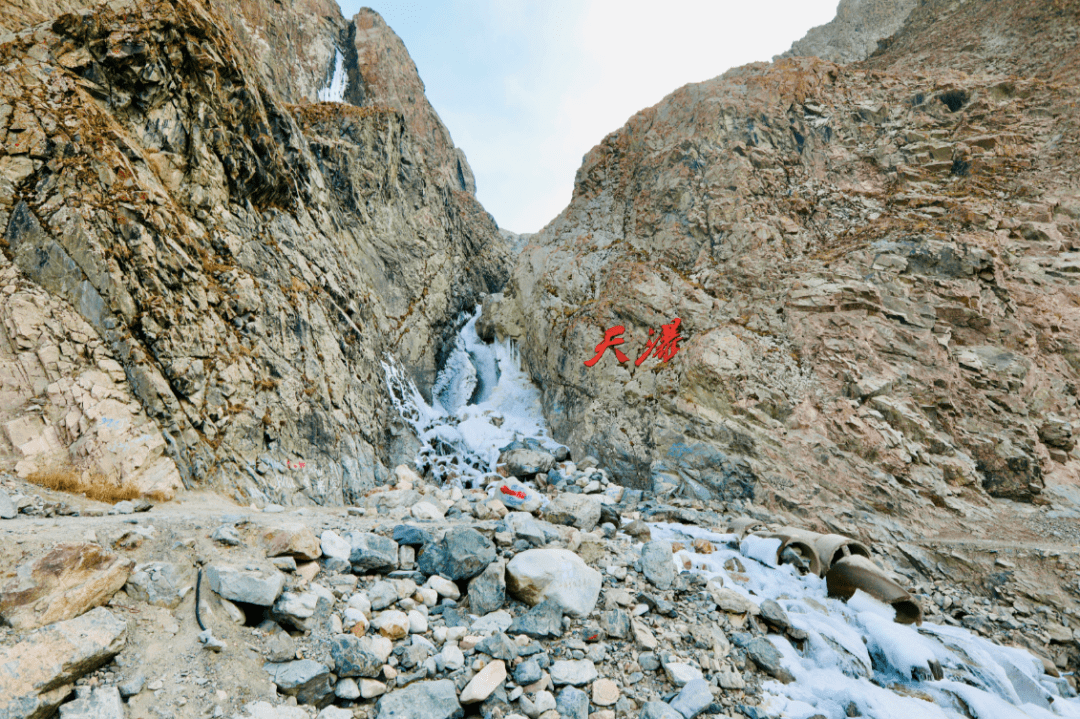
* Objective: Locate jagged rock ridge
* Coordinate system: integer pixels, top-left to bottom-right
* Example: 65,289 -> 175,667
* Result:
778,0 -> 918,64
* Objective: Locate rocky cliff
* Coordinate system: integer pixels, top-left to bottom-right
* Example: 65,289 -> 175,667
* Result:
0,0 -> 509,504
486,0 -> 1080,560
778,0 -> 917,64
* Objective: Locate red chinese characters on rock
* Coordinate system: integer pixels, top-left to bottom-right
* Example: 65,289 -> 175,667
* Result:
584,318 -> 683,367
583,325 -> 630,367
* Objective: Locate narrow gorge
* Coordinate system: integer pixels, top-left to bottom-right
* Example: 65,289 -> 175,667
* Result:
2,1 -> 1080,719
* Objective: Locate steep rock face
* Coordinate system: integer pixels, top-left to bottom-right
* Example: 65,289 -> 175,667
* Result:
489,0 -> 1080,536
351,8 -> 477,194
211,0 -> 348,106
0,0 -> 508,504
779,0 -> 917,64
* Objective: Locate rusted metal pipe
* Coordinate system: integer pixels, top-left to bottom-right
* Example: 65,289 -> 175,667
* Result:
761,527 -> 824,577
814,534 -> 872,574
826,554 -> 923,625
728,517 -> 766,539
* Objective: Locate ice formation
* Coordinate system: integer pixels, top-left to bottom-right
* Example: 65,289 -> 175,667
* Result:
650,522 -> 1080,719
383,308 -> 559,485
317,49 -> 347,103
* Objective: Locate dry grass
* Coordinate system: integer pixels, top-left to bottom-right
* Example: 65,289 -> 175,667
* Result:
26,463 -> 141,503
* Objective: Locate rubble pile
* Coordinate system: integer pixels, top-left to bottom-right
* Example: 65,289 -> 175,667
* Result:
2,443 -> 1077,719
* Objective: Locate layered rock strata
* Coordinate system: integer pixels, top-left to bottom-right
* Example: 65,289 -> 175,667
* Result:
0,0 -> 508,502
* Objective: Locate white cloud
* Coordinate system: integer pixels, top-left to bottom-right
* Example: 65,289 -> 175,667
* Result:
339,1 -> 839,233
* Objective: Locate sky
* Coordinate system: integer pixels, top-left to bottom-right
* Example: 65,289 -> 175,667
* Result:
335,1 -> 840,234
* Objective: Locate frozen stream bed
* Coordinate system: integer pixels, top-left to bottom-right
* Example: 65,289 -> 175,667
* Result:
652,522 -> 1080,719
383,308 -> 561,485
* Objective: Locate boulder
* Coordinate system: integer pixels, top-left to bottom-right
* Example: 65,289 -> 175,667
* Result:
348,532 -> 400,573
504,512 -> 549,545
125,562 -> 187,609
591,678 -> 620,707
506,548 -> 602,617
263,525 -> 322,561
706,584 -> 760,615
514,659 -> 542,685
640,541 -> 676,590
460,660 -> 506,703
393,525 -> 433,547
600,609 -> 630,639
0,488 -> 15,519
490,481 -> 544,513
58,686 -> 124,719
556,686 -> 589,719
662,662 -> 703,687
669,679 -> 713,719
205,564 -> 285,606
330,635 -> 383,678
507,600 -> 563,638
745,637 -> 794,683
475,633 -> 517,661
262,660 -> 334,705
467,559 -> 506,615
372,610 -> 410,640
212,525 -> 243,546
498,447 -> 556,476
639,702 -> 683,719
417,527 -> 496,580
551,660 -> 598,686
471,610 -> 513,634
320,530 -> 351,560
0,543 -> 134,630
0,608 -> 127,719
543,494 -> 601,532
376,680 -> 463,719
272,591 -> 321,632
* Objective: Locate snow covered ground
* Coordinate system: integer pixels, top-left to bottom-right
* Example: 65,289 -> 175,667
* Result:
651,522 -> 1080,719
382,308 -> 560,485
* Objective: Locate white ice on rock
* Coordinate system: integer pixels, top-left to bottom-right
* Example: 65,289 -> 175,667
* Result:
382,308 -> 560,485
317,49 -> 347,103
649,522 -> 1080,719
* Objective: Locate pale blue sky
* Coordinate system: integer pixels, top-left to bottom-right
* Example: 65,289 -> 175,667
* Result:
336,1 -> 839,233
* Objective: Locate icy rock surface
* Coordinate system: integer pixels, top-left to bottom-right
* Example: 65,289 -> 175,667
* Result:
650,522 -> 1080,719
384,308 -> 560,485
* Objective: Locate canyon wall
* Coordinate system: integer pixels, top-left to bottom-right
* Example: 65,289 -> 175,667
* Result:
0,0 -> 508,504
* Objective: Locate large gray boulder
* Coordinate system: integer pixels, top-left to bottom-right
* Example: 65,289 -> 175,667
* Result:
330,635 -> 383,678
125,562 -> 187,608
347,533 -> 399,573
543,494 -> 601,532
417,527 -> 495,581
376,680 -> 463,719
263,660 -> 334,705
58,687 -> 124,719
0,488 -> 16,519
498,447 -> 556,477
205,564 -> 285,606
640,541 -> 676,590
467,559 -> 505,615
